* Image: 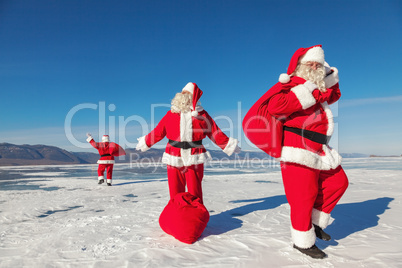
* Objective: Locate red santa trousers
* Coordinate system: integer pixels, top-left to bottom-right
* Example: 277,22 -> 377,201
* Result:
280,162 -> 348,246
98,164 -> 114,181
167,164 -> 204,204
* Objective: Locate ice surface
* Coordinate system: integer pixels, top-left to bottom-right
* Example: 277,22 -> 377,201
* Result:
0,158 -> 401,267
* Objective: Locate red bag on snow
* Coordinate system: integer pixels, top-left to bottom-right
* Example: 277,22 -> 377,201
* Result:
159,192 -> 210,244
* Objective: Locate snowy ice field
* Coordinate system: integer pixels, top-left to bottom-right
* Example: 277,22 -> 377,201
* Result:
0,157 -> 401,268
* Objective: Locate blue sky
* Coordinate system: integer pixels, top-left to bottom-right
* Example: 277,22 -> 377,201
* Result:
1,0 -> 401,155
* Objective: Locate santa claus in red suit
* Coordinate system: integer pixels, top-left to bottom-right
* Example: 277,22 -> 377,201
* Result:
243,45 -> 348,259
86,134 -> 126,186
136,82 -> 240,204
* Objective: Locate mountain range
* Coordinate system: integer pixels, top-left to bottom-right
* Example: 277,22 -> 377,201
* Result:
0,143 -> 275,166
1,143 -> 384,167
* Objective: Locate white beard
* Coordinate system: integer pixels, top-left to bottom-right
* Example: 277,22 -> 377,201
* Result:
171,92 -> 192,113
293,64 -> 326,92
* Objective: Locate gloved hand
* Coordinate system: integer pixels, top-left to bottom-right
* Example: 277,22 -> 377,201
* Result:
324,67 -> 339,88
234,145 -> 241,154
86,133 -> 93,143
324,62 -> 333,76
304,80 -> 318,92
136,136 -> 150,152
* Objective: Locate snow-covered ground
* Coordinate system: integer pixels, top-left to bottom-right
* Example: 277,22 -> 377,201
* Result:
0,158 -> 401,267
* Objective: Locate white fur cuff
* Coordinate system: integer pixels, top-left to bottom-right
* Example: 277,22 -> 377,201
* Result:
87,136 -> 94,143
136,136 -> 150,152
291,84 -> 317,110
324,67 -> 339,88
223,137 -> 238,156
312,208 -> 332,229
291,226 -> 316,249
98,176 -> 104,181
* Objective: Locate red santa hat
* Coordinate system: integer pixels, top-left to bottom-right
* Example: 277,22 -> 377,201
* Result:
102,135 -> 110,142
278,45 -> 325,84
182,82 -> 203,116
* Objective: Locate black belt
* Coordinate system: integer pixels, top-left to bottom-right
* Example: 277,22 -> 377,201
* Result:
284,126 -> 330,145
168,139 -> 203,149
100,154 -> 111,157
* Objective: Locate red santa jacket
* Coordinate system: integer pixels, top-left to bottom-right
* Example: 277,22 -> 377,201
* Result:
87,138 -> 126,164
137,108 -> 238,167
243,68 -> 342,170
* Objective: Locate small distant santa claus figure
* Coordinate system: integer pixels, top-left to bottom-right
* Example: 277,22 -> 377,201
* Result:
243,45 -> 348,259
86,134 -> 126,186
136,82 -> 241,204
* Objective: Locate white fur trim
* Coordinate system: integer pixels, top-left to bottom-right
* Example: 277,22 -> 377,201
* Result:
180,112 -> 192,142
181,148 -> 192,166
162,151 -> 212,167
281,145 -> 342,170
86,136 -> 94,143
98,176 -> 104,181
136,136 -> 150,152
222,137 -> 238,156
324,67 -> 339,88
279,73 -> 290,83
178,112 -> 196,166
182,82 -> 195,95
312,208 -> 332,229
191,111 -> 198,117
102,135 -> 109,142
291,225 -> 316,249
97,160 -> 115,164
106,179 -> 112,183
291,84 -> 317,110
300,46 -> 325,65
321,102 -> 334,136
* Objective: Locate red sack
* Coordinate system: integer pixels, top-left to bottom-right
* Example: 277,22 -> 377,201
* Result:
242,77 -> 305,158
159,192 -> 210,244
108,142 -> 126,157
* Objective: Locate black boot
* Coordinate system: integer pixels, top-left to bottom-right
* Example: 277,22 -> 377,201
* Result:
98,179 -> 104,184
314,224 -> 331,241
293,244 -> 326,259
107,183 -> 112,186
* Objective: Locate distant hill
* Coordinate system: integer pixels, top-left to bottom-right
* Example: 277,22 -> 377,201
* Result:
340,153 -> 369,158
369,154 -> 402,158
0,143 -> 88,166
0,143 -> 271,166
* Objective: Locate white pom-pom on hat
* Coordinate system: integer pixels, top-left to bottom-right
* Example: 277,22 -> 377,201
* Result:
279,73 -> 290,83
